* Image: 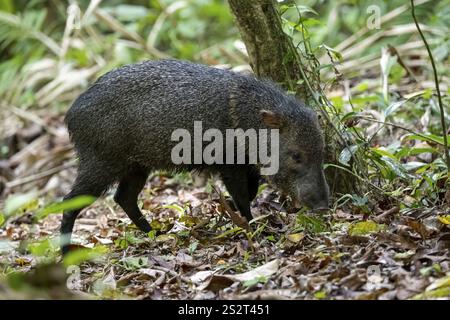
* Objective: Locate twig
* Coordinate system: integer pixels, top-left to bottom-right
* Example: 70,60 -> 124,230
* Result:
387,44 -> 419,83
94,9 -> 170,59
356,115 -> 431,141
10,106 -> 60,137
6,159 -> 77,189
411,0 -> 450,173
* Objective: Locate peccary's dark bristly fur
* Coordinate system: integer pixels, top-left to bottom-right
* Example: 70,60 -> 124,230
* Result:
61,59 -> 329,255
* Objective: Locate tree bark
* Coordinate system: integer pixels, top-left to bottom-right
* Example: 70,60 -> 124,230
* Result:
228,0 -> 309,100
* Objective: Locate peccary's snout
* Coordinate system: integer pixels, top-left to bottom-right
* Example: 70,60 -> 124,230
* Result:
296,167 -> 330,212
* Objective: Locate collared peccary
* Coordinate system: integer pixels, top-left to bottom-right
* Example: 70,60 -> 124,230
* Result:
61,59 -> 329,254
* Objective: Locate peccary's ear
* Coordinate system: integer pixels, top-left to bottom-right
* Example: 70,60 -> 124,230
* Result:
260,110 -> 284,128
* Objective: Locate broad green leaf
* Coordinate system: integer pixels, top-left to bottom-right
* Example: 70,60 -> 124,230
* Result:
257,183 -> 268,196
384,100 -> 406,118
155,233 -> 177,243
396,147 -> 437,158
355,82 -> 369,91
314,290 -> 327,299
350,95 -> 379,105
380,156 -> 413,179
438,215 -> 450,225
404,133 -> 450,146
286,233 -> 304,243
243,276 -> 267,288
371,147 -> 396,160
28,239 -> 55,257
150,219 -> 162,230
296,5 -> 318,15
4,191 -> 38,216
36,195 -> 96,219
402,161 -> 427,171
120,256 -> 148,271
296,214 -> 328,233
349,221 -> 386,236
161,204 -> 185,215
412,275 -> 450,299
63,246 -> 108,267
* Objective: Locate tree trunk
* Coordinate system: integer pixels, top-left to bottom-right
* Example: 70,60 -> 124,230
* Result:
228,0 -> 358,195
227,0 -> 310,100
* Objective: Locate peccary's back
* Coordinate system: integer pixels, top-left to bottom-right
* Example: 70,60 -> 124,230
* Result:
66,60 -> 240,169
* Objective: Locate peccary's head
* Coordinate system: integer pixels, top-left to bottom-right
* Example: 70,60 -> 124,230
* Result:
260,104 -> 329,211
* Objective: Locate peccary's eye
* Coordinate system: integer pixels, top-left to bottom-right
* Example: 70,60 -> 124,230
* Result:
291,152 -> 302,163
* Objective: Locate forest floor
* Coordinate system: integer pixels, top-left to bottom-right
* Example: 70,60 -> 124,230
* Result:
0,111 -> 449,300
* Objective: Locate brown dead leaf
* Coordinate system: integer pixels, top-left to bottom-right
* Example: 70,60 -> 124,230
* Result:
339,271 -> 366,290
405,218 -> 433,239
213,186 -> 250,230
444,188 -> 450,207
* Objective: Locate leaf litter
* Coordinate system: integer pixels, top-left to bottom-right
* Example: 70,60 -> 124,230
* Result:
0,110 -> 449,300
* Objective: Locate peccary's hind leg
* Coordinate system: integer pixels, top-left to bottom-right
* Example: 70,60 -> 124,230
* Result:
247,166 -> 261,202
221,167 -> 253,222
114,166 -> 151,233
61,169 -> 111,255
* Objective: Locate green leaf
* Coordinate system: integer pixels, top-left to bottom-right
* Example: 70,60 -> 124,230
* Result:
0,213 -> 4,227
402,161 -> 427,171
319,44 -> 342,61
214,227 -> 244,239
314,290 -> 327,299
257,183 -> 268,196
371,147 -> 396,160
161,204 -> 185,215
286,232 -> 304,243
296,5 -> 318,15
147,230 -> 157,240
349,221 -> 386,236
404,133 -> 450,146
28,238 -> 56,257
380,156 -> 413,179
4,191 -> 38,216
120,256 -> 148,271
411,274 -> 450,299
36,195 -> 96,220
243,275 -> 267,288
296,214 -> 328,233
63,246 -> 108,267
0,0 -> 14,13
384,100 -> 406,118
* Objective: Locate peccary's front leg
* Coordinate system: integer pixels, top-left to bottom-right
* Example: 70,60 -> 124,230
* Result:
221,166 -> 254,222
